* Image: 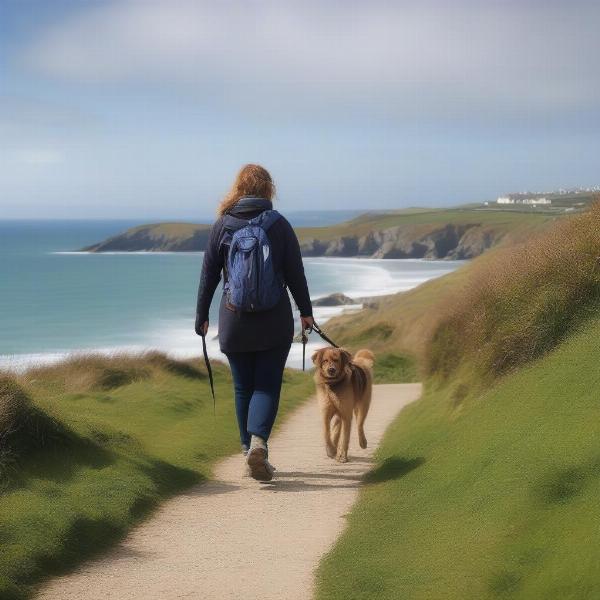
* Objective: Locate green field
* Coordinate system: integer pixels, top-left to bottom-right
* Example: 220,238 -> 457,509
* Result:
0,354 -> 313,600
297,207 -> 553,242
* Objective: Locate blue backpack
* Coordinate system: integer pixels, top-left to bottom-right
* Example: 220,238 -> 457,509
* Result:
221,209 -> 283,312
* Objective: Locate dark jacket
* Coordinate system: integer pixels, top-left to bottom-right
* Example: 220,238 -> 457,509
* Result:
195,197 -> 312,353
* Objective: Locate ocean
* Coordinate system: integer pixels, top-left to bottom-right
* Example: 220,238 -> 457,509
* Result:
0,218 -> 463,371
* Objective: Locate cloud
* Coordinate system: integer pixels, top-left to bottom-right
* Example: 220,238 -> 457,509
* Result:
13,148 -> 64,165
0,95 -> 100,137
19,0 -> 600,117
4,0 -> 599,218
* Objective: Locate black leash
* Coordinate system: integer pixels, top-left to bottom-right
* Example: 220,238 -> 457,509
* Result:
201,333 -> 216,415
311,322 -> 340,348
301,321 -> 340,371
302,329 -> 308,371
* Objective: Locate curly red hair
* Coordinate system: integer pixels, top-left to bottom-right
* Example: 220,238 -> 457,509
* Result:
218,164 -> 276,216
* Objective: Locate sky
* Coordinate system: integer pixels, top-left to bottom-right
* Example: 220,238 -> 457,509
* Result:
1,0 -> 599,219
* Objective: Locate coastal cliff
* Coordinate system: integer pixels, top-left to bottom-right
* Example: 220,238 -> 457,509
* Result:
81,209 -> 553,259
298,223 -> 506,259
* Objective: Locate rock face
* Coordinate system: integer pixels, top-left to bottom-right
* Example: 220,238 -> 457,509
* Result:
446,225 -> 506,260
312,293 -> 358,306
300,223 -> 504,260
82,221 -> 507,260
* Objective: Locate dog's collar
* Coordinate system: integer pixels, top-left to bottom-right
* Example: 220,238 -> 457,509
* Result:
318,368 -> 350,386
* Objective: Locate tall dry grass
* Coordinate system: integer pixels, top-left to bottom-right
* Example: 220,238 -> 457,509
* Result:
21,351 -> 206,393
0,352 -> 208,477
427,202 -> 600,381
0,375 -> 75,480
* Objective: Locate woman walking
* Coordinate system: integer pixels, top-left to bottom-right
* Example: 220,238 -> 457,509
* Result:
195,164 -> 313,481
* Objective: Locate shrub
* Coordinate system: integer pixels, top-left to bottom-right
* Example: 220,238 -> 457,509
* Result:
0,375 -> 73,476
22,352 -> 210,394
0,375 -> 31,447
145,352 -> 206,379
24,354 -> 153,392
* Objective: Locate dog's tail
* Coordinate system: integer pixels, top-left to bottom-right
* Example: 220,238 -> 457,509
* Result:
353,349 -> 375,368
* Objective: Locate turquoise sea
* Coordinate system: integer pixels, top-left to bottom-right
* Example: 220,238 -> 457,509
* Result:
0,218 -> 463,370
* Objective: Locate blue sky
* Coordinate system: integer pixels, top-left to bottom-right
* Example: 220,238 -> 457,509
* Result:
1,0 -> 599,219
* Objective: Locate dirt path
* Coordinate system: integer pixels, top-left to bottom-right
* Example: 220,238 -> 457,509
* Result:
38,383 -> 421,600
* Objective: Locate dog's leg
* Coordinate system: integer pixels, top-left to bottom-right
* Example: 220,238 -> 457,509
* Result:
336,414 -> 351,463
322,405 -> 336,458
331,414 -> 341,449
355,406 -> 368,449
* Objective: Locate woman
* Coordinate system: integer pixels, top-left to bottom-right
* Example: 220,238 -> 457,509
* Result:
195,164 -> 313,481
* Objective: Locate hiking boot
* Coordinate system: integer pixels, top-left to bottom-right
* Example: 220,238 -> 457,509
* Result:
247,435 -> 273,481
241,444 -> 251,477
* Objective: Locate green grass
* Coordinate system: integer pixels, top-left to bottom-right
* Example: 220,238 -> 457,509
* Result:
127,222 -> 210,237
297,208 -> 552,243
373,353 -> 419,384
317,317 -> 600,600
0,354 -> 313,600
305,206 -> 551,232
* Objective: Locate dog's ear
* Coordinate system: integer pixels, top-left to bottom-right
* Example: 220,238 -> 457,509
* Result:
339,349 -> 352,367
311,348 -> 325,365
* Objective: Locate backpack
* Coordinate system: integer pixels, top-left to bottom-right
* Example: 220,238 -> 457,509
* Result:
220,209 -> 283,312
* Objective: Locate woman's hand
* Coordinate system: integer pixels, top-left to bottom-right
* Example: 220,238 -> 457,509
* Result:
300,316 -> 314,332
196,320 -> 209,337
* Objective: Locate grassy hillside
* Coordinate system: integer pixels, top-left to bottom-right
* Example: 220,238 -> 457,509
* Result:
325,204 -> 599,365
82,222 -> 212,252
317,204 -> 600,599
0,353 -> 313,600
324,266 -> 470,358
297,207 -> 551,241
318,317 -> 600,600
426,205 -> 600,384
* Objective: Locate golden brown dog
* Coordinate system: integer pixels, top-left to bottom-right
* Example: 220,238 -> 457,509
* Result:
312,347 -> 374,463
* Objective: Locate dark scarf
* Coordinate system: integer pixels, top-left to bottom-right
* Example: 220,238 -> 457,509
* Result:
230,196 -> 273,215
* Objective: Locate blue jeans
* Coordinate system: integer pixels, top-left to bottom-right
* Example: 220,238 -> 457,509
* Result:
225,342 -> 291,447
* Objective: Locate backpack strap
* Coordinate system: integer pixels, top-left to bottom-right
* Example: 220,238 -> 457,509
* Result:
249,209 -> 281,231
219,215 -> 249,287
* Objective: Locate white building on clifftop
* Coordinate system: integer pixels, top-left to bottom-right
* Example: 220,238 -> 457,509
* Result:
497,194 -> 551,206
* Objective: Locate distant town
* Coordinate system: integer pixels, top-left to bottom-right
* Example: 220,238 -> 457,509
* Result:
483,187 -> 600,209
